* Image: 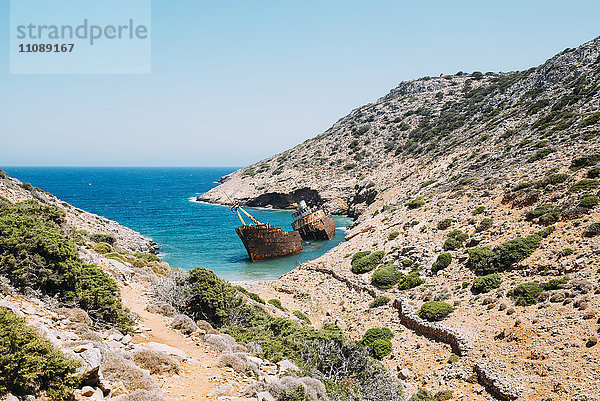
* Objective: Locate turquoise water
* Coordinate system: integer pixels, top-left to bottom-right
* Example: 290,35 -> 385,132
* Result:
1,167 -> 352,281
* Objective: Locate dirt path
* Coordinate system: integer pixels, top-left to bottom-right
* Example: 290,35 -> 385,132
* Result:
120,286 -> 247,400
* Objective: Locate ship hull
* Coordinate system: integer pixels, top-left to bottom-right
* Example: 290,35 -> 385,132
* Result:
235,225 -> 303,261
296,216 -> 336,240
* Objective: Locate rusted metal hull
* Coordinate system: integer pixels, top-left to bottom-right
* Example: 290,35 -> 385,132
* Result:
235,224 -> 303,261
292,210 -> 336,241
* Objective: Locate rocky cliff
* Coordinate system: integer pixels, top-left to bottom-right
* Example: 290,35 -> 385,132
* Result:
199,36 -> 600,218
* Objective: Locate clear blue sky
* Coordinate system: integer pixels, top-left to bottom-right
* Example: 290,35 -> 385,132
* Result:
1,1 -> 599,166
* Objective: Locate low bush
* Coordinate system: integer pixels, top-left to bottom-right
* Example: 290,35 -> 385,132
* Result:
443,230 -> 468,251
476,218 -> 493,232
569,179 -> 599,192
187,266 -> 242,327
293,310 -> 311,325
509,282 -> 543,306
398,270 -> 424,290
588,167 -> 600,179
435,390 -> 453,401
472,206 -> 485,215
406,197 -> 425,209
388,231 -> 400,240
369,296 -> 391,308
493,234 -> 542,270
410,389 -> 434,401
0,308 -> 80,400
525,203 -> 561,225
371,339 -> 393,359
560,247 -> 574,257
570,154 -> 600,170
93,242 -> 112,254
579,194 -> 599,208
417,301 -> 454,321
0,201 -> 131,329
268,299 -> 286,311
431,253 -> 452,273
351,251 -> 384,274
437,219 -> 452,230
235,286 -> 265,304
89,233 -> 116,245
371,263 -> 402,289
471,274 -> 502,294
467,234 -> 542,274
541,278 -> 568,291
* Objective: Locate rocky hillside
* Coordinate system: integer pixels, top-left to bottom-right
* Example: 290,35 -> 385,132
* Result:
202,36 -> 600,400
200,36 -> 600,218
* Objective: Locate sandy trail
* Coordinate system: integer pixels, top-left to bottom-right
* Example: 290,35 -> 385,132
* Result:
120,285 -> 245,400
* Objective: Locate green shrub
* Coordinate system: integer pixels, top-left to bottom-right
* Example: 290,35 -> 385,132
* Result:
443,230 -> 468,250
371,339 -> 393,359
472,206 -> 485,215
587,167 -> 600,179
293,310 -> 311,324
93,242 -> 112,254
188,266 -> 242,327
435,390 -> 454,401
362,327 -> 393,346
343,164 -> 357,171
536,173 -> 570,187
351,251 -> 384,274
580,194 -> 599,208
388,231 -> 400,240
466,247 -> 495,275
369,296 -> 391,308
494,234 -> 542,271
410,389 -> 435,401
509,282 -> 543,306
579,112 -> 600,127
268,299 -> 286,311
0,201 -> 131,329
476,218 -> 494,232
525,204 -> 561,225
536,226 -> 555,238
0,168 -> 8,179
471,274 -> 502,294
431,253 -> 452,273
569,179 -> 599,192
570,154 -> 600,170
541,278 -> 568,290
560,247 -> 574,256
401,259 -> 414,267
417,301 -> 454,321
0,308 -> 80,400
398,270 -> 424,290
437,219 -> 452,230
406,197 -> 425,209
89,233 -> 116,245
371,263 -> 402,289
359,328 -> 394,359
528,147 -> 553,162
235,286 -> 265,304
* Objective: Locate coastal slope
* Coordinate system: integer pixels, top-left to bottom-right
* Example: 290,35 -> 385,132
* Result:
207,36 -> 600,400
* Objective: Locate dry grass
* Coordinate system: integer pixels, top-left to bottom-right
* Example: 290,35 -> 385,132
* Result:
132,349 -> 180,375
101,349 -> 157,392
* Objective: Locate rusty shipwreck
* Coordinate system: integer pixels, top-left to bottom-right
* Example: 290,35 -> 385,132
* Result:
227,197 -> 302,261
291,200 -> 336,241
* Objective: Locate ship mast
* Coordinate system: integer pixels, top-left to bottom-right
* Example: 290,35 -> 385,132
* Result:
224,193 -> 262,226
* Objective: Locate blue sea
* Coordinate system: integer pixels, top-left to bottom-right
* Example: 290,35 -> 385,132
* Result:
2,167 -> 352,281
